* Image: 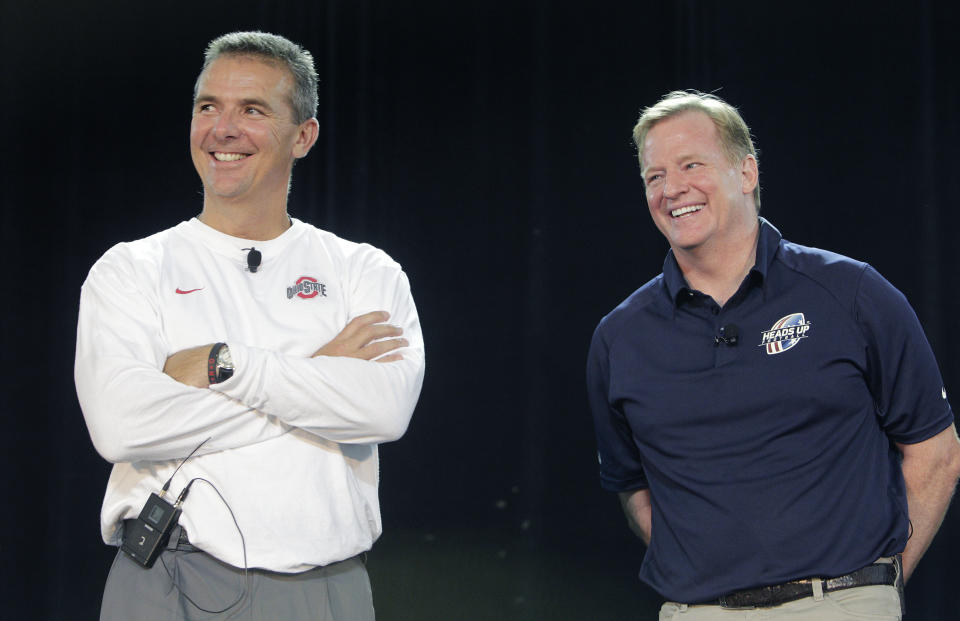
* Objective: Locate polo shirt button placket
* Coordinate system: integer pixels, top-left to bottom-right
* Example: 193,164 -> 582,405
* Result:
714,313 -> 739,367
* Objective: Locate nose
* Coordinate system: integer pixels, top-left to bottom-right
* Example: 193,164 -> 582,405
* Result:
662,171 -> 687,199
212,108 -> 241,141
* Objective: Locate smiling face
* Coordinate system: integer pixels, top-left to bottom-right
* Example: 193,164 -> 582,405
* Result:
641,111 -> 758,255
190,55 -> 317,210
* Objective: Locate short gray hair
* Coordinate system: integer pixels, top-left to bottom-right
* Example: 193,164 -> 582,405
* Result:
194,31 -> 318,125
633,90 -> 760,209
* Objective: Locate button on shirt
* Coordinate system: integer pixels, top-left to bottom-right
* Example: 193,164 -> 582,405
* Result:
586,218 -> 953,603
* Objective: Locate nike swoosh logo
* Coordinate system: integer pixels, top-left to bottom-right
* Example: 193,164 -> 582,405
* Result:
175,288 -> 204,294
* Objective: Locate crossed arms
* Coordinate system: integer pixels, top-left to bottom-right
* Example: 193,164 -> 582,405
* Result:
75,242 -> 425,464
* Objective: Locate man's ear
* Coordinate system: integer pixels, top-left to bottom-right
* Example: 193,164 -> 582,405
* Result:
740,154 -> 759,195
293,118 -> 320,159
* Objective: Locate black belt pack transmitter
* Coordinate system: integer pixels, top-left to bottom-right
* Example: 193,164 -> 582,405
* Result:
121,493 -> 182,568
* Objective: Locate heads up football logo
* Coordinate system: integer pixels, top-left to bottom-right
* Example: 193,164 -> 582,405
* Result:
758,313 -> 811,355
287,276 -> 327,299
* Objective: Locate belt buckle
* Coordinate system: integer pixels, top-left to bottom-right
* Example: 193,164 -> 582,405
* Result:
718,593 -> 756,610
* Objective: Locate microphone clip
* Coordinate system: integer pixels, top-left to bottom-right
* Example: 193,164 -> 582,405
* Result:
242,247 -> 262,273
714,324 -> 739,347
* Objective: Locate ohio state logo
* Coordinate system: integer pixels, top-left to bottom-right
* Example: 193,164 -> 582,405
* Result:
286,276 -> 327,299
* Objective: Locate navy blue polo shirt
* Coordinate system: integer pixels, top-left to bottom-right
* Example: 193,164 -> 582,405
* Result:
587,219 -> 954,603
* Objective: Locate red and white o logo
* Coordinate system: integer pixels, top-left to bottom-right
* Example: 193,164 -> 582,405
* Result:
296,276 -> 319,298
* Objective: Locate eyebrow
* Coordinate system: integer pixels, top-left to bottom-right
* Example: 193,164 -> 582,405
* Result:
238,97 -> 274,111
194,95 -> 275,112
642,152 -> 703,177
640,164 -> 661,178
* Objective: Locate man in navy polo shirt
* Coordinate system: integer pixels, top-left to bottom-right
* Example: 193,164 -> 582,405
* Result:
586,90 -> 960,619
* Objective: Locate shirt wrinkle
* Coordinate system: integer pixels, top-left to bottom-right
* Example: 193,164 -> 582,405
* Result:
586,217 -> 953,603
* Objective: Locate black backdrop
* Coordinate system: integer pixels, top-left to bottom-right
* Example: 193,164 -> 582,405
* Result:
2,1 -> 958,619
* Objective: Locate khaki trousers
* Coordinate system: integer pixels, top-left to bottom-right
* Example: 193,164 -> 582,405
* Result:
659,558 -> 902,621
658,585 -> 901,620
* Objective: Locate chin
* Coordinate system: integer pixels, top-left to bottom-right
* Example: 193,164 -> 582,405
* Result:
203,185 -> 244,200
207,176 -> 250,196
668,232 -> 710,251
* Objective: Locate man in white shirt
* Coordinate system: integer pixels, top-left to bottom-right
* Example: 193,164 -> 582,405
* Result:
75,31 -> 424,621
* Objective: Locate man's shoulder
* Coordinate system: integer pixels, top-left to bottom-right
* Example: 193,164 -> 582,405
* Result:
298,222 -> 405,279
86,222 -> 185,282
296,220 -> 395,260
776,237 -> 869,293
596,273 -> 666,339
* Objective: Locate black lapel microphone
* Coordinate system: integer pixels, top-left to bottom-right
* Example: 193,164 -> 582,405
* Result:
244,247 -> 262,273
714,324 -> 739,347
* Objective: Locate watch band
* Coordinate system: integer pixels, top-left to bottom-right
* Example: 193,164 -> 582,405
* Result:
208,342 -> 227,385
216,344 -> 234,382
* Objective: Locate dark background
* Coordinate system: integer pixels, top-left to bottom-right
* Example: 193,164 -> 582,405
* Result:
2,1 -> 958,619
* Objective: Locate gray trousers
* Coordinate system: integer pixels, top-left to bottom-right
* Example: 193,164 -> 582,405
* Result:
100,526 -> 375,621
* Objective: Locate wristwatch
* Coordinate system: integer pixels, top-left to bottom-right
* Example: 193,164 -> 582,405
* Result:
207,342 -> 234,384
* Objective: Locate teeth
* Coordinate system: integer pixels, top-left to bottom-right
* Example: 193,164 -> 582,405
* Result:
671,204 -> 704,218
213,152 -> 248,162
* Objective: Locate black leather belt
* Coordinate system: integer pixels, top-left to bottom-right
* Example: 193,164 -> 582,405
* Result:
706,557 -> 901,609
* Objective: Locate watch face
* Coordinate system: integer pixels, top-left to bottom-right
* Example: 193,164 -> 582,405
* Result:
217,345 -> 234,369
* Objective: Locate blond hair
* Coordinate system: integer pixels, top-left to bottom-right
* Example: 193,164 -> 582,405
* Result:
633,90 -> 760,209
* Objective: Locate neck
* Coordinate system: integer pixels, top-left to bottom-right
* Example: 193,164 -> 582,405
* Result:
198,197 -> 291,241
674,219 -> 760,307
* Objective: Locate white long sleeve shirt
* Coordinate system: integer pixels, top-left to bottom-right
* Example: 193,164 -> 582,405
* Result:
75,217 -> 424,571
